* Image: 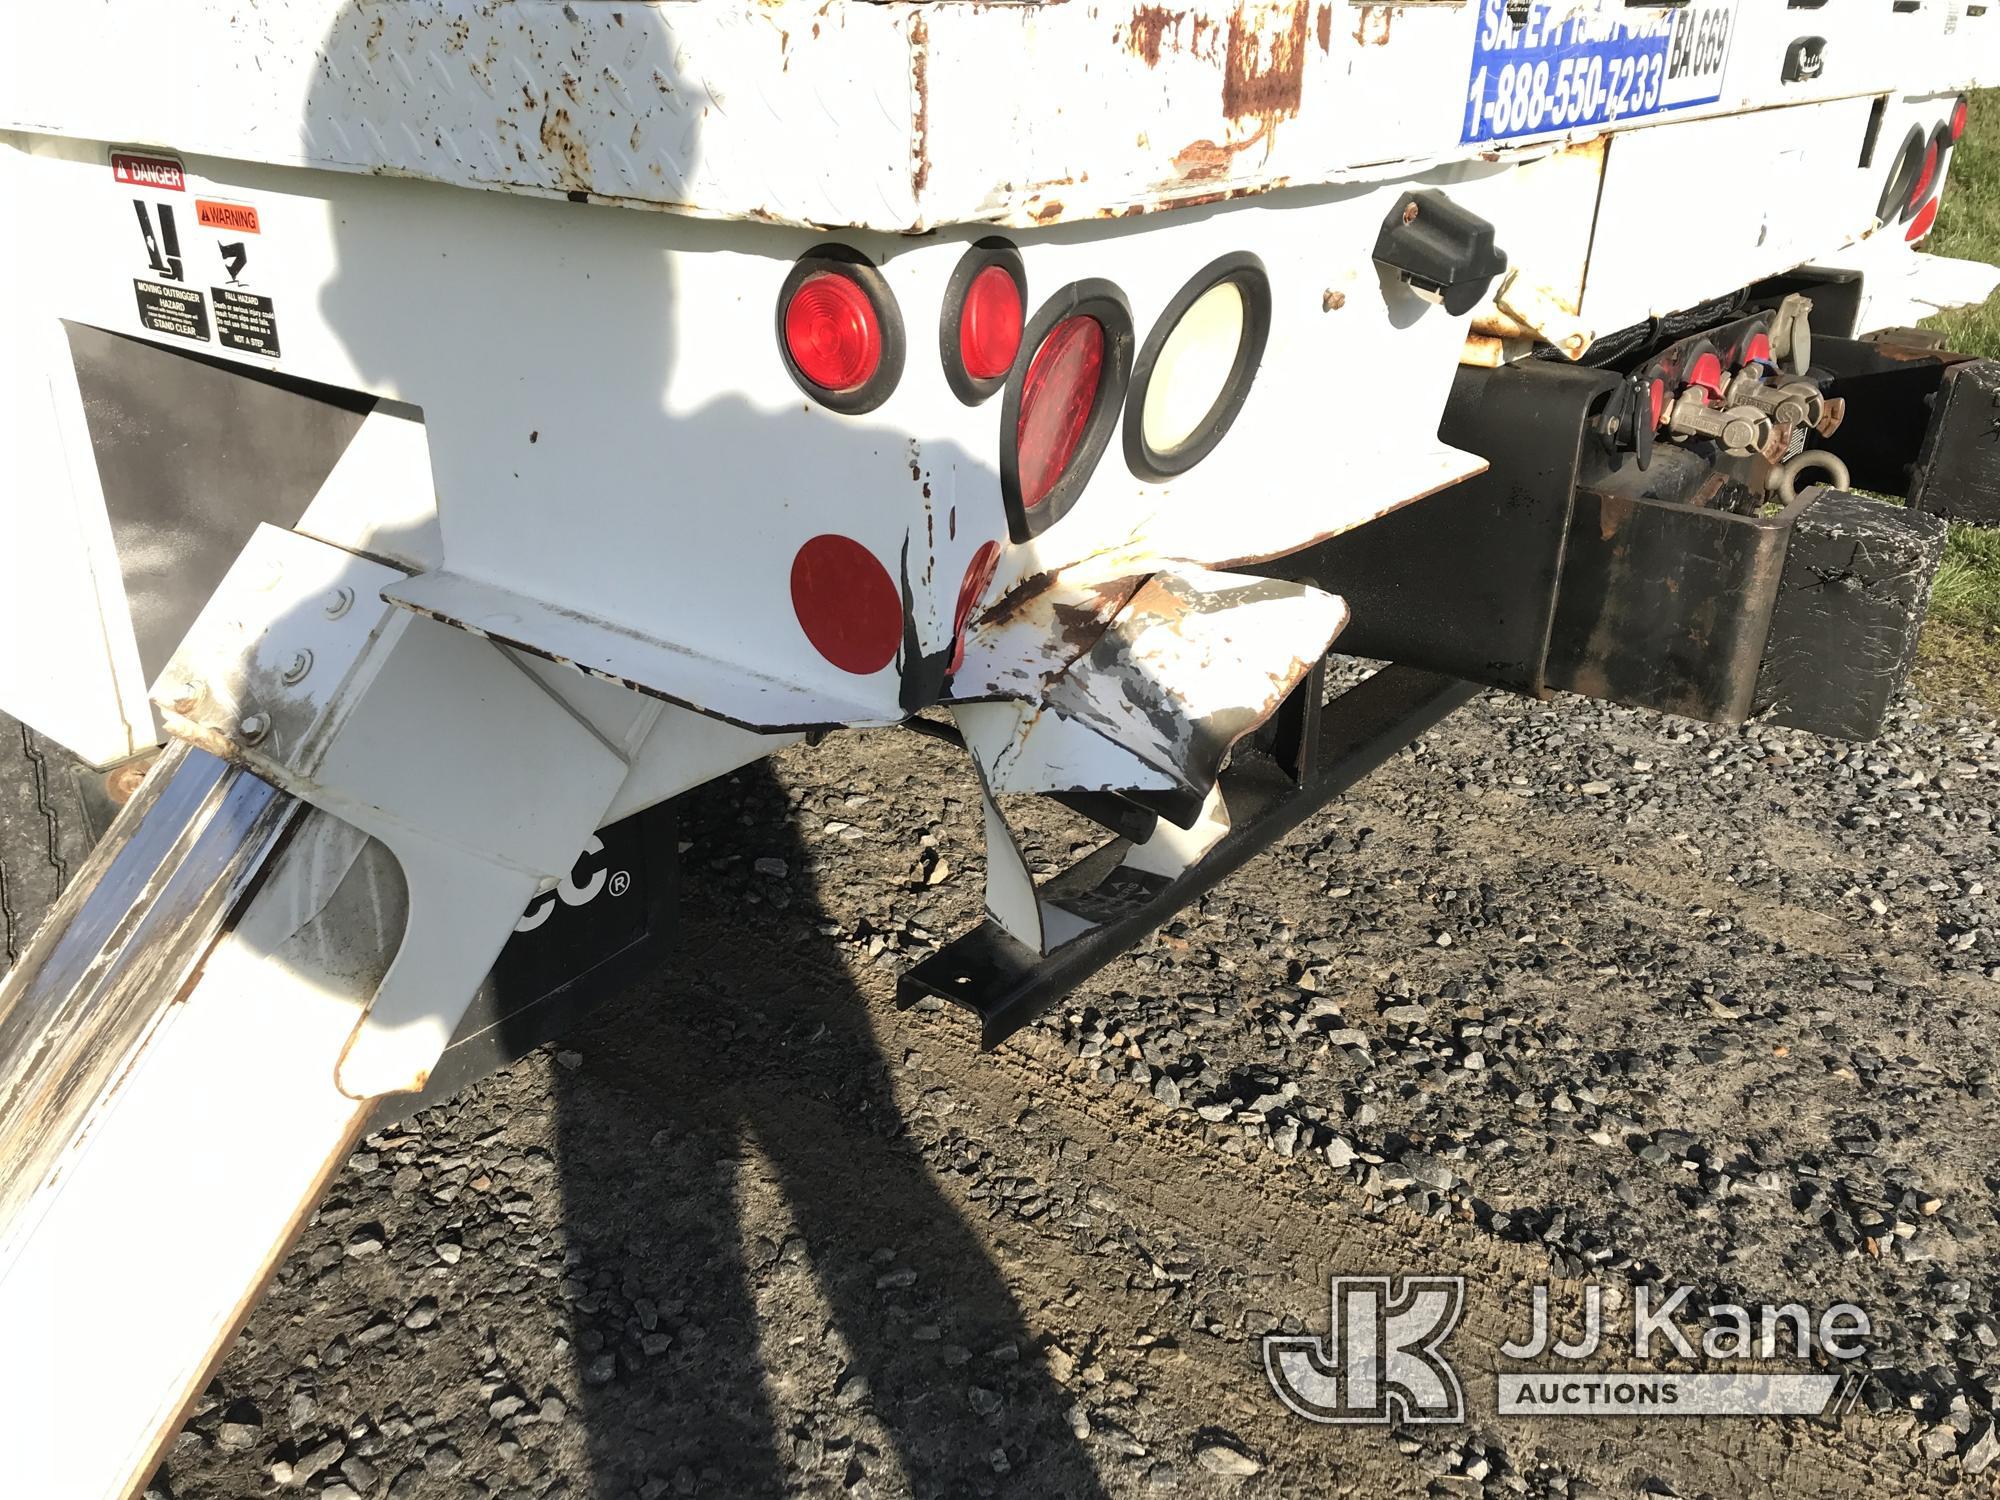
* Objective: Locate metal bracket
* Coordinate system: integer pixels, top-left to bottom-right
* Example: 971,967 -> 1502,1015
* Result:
152,526 -> 632,1098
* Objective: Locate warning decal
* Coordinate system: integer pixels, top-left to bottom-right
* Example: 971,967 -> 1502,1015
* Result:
212,286 -> 280,357
112,152 -> 185,191
196,199 -> 261,234
134,280 -> 210,342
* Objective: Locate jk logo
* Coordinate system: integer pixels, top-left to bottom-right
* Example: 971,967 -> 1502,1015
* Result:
1264,1277 -> 1466,1424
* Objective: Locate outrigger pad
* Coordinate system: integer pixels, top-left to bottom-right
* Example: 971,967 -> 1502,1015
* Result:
1754,489 -> 1948,743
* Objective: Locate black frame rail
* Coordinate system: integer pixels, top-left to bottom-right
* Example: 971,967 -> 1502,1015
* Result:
898,664 -> 1480,1048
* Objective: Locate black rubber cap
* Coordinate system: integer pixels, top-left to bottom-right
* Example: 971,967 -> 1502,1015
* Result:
1372,190 -> 1509,317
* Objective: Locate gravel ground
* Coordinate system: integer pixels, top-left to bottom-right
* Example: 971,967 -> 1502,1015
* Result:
154,665 -> 2000,1499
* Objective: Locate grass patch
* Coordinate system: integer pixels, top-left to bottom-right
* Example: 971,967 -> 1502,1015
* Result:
1918,91 -> 2000,709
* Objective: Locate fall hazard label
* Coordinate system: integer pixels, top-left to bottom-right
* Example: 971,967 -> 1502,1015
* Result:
212,286 -> 280,357
196,198 -> 260,234
134,279 -> 209,342
112,152 -> 185,191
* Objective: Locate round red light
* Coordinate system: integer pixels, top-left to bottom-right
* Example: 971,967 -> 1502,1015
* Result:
784,273 -> 883,393
789,534 -> 902,675
1953,97 -> 1970,143
1911,141 -> 1939,211
1016,316 -> 1105,510
949,540 -> 1003,674
1908,197 -> 1940,242
960,266 -> 1024,382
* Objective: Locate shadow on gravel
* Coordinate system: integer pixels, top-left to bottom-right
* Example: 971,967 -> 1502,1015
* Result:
531,761 -> 1109,1500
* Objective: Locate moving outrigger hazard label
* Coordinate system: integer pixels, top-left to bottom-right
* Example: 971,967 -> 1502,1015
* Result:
134,279 -> 210,342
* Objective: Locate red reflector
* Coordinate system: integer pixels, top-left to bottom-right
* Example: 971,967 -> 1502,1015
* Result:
789,534 -> 902,675
960,267 -> 1024,381
949,540 -> 1003,673
1953,97 -> 1970,143
1912,141 -> 1939,210
784,273 -> 883,392
1017,316 -> 1105,510
1908,197 -> 1940,242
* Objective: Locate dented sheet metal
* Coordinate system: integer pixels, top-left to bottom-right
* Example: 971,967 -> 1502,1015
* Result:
946,563 -> 1347,954
953,566 -> 1348,808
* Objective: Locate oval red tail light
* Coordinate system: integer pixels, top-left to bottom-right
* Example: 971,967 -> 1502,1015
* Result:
784,272 -> 882,393
1952,96 -> 1970,143
961,266 -> 1025,382
1910,140 -> 1940,215
1908,197 -> 1940,242
1017,316 -> 1106,510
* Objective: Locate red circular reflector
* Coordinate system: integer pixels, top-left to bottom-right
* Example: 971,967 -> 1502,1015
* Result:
1017,316 -> 1105,510
949,540 -> 1003,673
1912,141 -> 1939,209
1908,197 -> 1940,242
960,267 -> 1024,382
1953,97 -> 1970,142
789,534 -> 902,675
784,273 -> 883,392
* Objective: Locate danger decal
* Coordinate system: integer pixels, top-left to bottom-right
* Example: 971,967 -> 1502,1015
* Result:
116,150 -> 282,358
111,152 -> 186,191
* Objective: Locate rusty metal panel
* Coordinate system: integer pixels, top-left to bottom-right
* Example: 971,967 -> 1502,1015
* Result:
5,2 -> 1997,232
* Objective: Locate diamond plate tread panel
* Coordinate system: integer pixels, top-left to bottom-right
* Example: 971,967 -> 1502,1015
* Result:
5,2 -> 1997,230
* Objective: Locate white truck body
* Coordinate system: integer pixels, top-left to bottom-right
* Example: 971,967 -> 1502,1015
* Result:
3,5 -> 1999,1496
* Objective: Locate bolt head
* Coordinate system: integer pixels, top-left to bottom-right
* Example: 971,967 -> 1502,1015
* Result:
281,650 -> 314,685
239,713 -> 270,743
324,587 -> 355,620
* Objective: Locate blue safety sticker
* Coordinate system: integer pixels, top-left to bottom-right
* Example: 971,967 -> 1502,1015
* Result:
1461,1 -> 1736,146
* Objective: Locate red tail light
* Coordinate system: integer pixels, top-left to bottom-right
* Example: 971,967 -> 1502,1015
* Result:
1908,197 -> 1940,242
1910,140 -> 1940,215
960,267 -> 1024,381
1952,96 -> 1970,143
1016,316 -> 1105,510
784,272 -> 882,392
1000,279 -> 1132,540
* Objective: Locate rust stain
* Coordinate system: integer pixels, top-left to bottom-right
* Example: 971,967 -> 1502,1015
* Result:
1032,199 -> 1065,223
1315,4 -> 1331,53
1172,120 -> 1268,182
1223,0 -> 1312,124
910,14 -> 931,197
1125,5 -> 1186,66
1351,3 -> 1395,47
539,105 -> 592,190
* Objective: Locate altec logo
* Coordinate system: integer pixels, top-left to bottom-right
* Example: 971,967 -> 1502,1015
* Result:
111,151 -> 185,191
514,835 -> 631,933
